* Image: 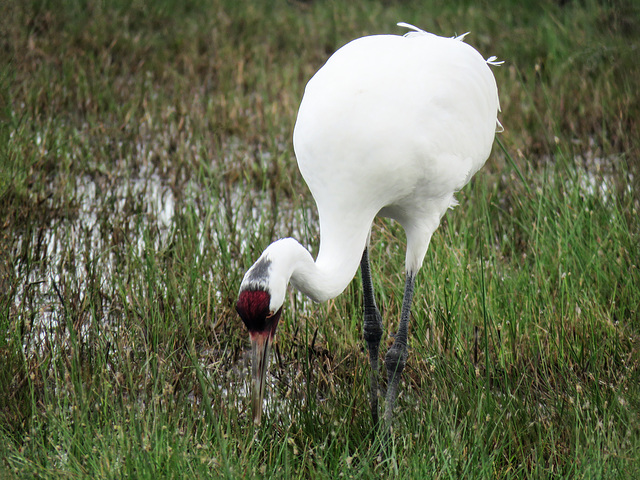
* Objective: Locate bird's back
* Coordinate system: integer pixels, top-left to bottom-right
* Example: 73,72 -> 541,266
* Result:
293,30 -> 500,226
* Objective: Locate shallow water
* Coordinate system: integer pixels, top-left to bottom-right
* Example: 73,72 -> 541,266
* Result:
11,148 -> 634,419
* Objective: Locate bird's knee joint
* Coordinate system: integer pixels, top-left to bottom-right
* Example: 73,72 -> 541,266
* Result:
385,345 -> 407,376
363,310 -> 383,343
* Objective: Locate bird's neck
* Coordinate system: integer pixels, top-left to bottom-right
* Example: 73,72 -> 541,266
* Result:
247,220 -> 370,309
242,207 -> 375,310
289,237 -> 359,303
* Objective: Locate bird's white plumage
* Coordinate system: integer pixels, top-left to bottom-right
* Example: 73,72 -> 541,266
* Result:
241,26 -> 501,312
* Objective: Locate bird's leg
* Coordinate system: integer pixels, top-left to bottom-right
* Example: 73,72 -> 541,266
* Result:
384,272 -> 416,433
360,247 -> 384,429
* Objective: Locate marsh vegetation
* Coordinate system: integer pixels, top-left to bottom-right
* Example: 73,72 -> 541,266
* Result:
1,0 -> 639,477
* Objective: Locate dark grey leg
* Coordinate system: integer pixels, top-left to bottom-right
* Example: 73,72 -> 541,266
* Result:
360,247 -> 384,428
384,272 -> 416,431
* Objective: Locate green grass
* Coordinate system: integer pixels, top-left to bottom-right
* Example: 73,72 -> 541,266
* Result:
1,0 -> 639,478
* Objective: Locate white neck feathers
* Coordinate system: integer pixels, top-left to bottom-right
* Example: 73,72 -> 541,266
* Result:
240,230 -> 368,312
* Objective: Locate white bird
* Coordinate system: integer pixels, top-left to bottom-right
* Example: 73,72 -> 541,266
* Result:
236,23 -> 502,431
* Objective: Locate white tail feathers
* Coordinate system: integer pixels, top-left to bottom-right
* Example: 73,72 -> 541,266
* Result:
397,22 -> 424,34
486,55 -> 504,66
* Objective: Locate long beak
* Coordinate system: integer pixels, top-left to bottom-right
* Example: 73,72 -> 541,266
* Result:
250,331 -> 273,425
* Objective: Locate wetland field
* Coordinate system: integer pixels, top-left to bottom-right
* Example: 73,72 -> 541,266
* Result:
1,0 -> 639,478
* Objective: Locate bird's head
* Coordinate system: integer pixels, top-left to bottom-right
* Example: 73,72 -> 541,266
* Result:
236,288 -> 283,425
236,239 -> 316,423
236,253 -> 287,424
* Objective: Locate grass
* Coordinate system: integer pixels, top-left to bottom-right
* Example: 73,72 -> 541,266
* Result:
1,0 -> 639,477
